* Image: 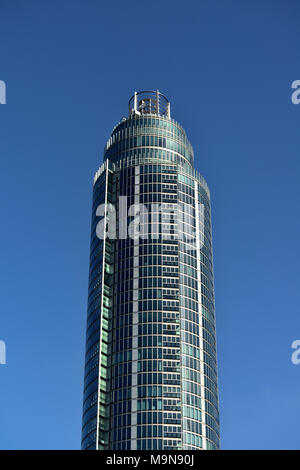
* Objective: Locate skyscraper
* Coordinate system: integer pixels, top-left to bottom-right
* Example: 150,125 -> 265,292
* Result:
82,91 -> 220,451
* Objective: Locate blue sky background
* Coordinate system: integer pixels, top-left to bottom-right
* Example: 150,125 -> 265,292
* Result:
0,0 -> 300,450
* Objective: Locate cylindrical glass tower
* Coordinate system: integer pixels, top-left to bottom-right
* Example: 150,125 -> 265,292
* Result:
82,91 -> 220,450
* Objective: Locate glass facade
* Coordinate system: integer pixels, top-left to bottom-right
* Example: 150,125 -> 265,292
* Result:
82,91 -> 220,450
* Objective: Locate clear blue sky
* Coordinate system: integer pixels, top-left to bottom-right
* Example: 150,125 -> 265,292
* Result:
0,0 -> 300,450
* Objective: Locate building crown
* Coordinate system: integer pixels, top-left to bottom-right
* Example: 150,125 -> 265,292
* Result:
128,90 -> 170,118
